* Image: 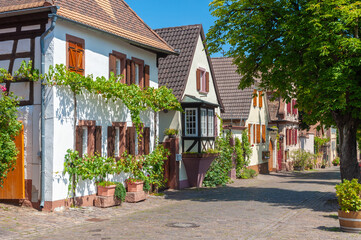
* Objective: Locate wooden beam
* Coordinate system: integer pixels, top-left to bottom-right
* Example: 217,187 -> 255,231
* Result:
0,52 -> 32,61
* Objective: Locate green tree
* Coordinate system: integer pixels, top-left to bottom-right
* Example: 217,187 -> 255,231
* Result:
207,0 -> 361,181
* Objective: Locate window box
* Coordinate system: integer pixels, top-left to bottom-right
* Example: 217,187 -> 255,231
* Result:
182,152 -> 219,187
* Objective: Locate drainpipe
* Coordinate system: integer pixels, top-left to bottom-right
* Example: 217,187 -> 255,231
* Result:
40,12 -> 58,209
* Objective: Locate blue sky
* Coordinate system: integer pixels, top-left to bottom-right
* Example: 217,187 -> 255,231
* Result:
127,0 -> 224,57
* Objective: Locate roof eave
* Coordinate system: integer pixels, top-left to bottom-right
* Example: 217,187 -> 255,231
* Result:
0,5 -> 56,18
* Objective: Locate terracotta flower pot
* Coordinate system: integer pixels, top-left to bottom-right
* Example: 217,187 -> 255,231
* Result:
97,185 -> 116,197
182,153 -> 218,188
127,181 -> 144,192
338,210 -> 361,233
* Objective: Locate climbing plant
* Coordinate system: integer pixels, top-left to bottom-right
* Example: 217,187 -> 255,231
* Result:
235,130 -> 252,178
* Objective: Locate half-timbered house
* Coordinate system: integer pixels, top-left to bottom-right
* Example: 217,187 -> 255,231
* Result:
0,0 -> 175,211
155,25 -> 224,189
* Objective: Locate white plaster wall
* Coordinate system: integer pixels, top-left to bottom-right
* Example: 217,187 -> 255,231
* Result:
245,94 -> 270,167
43,20 -> 159,202
300,134 -> 314,154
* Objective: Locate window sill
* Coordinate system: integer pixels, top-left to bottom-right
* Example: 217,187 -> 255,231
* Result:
199,91 -> 208,95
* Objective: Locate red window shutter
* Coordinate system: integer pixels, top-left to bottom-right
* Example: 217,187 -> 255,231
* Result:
88,125 -> 96,156
259,91 -> 263,108
196,69 -> 201,91
295,129 -> 298,145
107,126 -> 115,157
287,103 -> 291,114
77,48 -> 84,75
109,53 -> 116,78
257,124 -> 261,143
262,125 -> 266,143
144,65 -> 150,89
248,124 -> 251,143
75,126 -> 83,157
126,59 -> 131,85
95,126 -> 102,155
286,129 -> 289,146
206,72 -> 210,92
253,90 -> 257,107
144,127 -> 150,155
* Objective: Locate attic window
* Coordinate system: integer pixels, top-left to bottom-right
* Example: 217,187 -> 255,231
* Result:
196,68 -> 209,93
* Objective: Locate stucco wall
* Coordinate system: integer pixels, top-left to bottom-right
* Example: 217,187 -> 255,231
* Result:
43,20 -> 159,202
245,93 -> 270,167
300,134 -> 314,154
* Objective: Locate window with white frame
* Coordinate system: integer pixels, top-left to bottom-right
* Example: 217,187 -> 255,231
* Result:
208,109 -> 214,137
82,126 -> 88,156
201,109 -> 207,136
185,108 -> 198,136
250,124 -> 254,144
200,69 -> 206,92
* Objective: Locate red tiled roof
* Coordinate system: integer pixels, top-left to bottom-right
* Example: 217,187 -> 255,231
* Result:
0,0 -> 175,55
211,57 -> 254,120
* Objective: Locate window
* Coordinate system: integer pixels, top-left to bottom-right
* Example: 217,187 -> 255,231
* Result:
114,127 -> 120,157
208,109 -> 214,137
108,122 -> 126,158
201,109 -> 207,136
66,34 -> 85,75
196,68 -> 209,93
132,57 -> 144,88
185,108 -> 198,136
135,64 -> 140,85
109,50 -> 126,83
82,126 -> 88,156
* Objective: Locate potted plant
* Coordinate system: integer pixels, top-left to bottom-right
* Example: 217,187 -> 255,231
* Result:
332,157 -> 340,166
123,154 -> 145,192
94,155 -> 117,196
164,128 -> 178,138
335,179 -> 361,232
182,149 -> 219,188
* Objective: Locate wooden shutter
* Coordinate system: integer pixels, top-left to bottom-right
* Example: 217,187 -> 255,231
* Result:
144,65 -> 150,89
119,126 -> 126,155
127,127 -> 136,155
107,126 -> 115,157
295,129 -> 298,145
126,59 -> 131,85
286,129 -> 289,146
144,127 -> 150,155
257,124 -> 261,143
259,91 -> 263,108
67,35 -> 85,75
253,89 -> 257,107
130,60 -> 136,85
214,114 -> 218,137
253,124 -> 256,143
88,125 -> 96,156
196,69 -> 201,91
68,42 -> 77,71
109,53 -> 116,78
95,126 -> 102,155
75,126 -> 83,157
206,72 -> 210,92
287,103 -> 291,114
262,125 -> 266,143
248,124 -> 251,143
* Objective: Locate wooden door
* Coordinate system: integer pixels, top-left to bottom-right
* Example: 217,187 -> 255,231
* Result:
0,125 -> 25,199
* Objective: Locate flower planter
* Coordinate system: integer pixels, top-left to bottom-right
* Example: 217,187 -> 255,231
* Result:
338,210 -> 361,233
127,181 -> 144,192
182,153 -> 218,188
97,185 -> 116,197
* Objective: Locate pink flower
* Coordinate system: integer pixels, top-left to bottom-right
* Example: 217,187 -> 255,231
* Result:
0,85 -> 6,92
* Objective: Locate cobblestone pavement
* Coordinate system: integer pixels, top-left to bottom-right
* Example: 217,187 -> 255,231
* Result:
1,167 -> 360,240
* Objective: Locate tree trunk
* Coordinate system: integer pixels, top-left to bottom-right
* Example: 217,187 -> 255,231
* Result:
333,112 -> 360,181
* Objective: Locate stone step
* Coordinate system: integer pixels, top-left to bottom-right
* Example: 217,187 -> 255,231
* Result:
125,191 -> 147,203
94,195 -> 121,208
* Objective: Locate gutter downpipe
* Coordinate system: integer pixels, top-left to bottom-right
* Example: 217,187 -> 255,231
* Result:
40,11 -> 58,209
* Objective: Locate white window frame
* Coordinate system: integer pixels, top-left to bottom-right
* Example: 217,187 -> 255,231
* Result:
185,108 -> 198,137
114,127 -> 120,157
199,68 -> 207,93
115,59 -> 121,76
201,109 -> 207,136
250,124 -> 254,144
208,109 -> 214,137
135,63 -> 140,85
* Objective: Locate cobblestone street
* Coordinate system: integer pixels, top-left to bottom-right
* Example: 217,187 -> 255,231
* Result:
1,167 -> 359,240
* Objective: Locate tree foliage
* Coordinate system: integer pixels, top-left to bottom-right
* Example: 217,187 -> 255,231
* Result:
207,0 -> 361,180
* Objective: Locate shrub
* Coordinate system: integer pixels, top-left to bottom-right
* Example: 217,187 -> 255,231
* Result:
238,169 -> 257,179
164,128 -> 178,136
203,131 -> 234,187
332,157 -> 340,165
335,179 -> 361,213
115,183 -> 126,202
291,149 -> 315,170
